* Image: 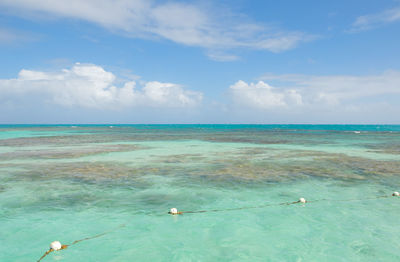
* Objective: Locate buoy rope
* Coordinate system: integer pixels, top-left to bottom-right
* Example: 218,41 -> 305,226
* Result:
36,192 -> 398,260
179,200 -> 300,214
70,224 -> 126,246
36,224 -> 125,262
37,249 -> 55,262
176,194 -> 393,215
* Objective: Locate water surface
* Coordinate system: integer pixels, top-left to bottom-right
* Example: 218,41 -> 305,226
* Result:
0,125 -> 399,261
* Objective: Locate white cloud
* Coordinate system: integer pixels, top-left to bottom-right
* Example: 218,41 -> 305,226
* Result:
0,63 -> 202,109
227,72 -> 400,123
349,6 -> 400,32
231,71 -> 400,111
230,80 -> 302,109
0,0 -> 313,55
258,70 -> 400,107
142,81 -> 202,107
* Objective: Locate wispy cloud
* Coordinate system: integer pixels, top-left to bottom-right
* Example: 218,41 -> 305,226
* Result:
206,51 -> 240,62
0,27 -> 36,44
0,63 -> 202,109
0,28 -> 17,43
0,0 -> 314,58
349,6 -> 400,32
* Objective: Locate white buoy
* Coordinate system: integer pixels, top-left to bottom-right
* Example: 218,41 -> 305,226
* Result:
170,208 -> 178,215
299,198 -> 306,203
393,192 -> 399,196
50,241 -> 62,251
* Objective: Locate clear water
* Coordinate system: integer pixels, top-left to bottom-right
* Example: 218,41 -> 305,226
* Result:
0,125 -> 399,261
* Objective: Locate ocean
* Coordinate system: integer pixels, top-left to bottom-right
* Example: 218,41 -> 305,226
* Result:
0,125 -> 399,261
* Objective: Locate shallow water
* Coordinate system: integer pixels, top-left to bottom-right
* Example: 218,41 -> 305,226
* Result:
0,125 -> 399,261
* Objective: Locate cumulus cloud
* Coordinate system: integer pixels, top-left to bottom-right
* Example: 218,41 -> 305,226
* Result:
231,71 -> 400,110
0,63 -> 202,109
349,6 -> 400,32
0,0 -> 313,56
260,71 -> 400,106
230,80 -> 302,109
226,72 -> 400,123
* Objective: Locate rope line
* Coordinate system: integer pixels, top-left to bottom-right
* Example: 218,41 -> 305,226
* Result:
71,224 -> 126,246
36,192 -> 398,261
179,201 -> 300,214
36,224 -> 125,262
174,194 -> 394,215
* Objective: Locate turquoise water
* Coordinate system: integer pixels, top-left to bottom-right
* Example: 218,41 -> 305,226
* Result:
0,125 -> 399,261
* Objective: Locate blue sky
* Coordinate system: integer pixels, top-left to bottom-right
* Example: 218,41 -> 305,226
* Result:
1,0 -> 400,124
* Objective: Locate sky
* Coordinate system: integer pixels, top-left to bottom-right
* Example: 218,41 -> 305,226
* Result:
0,0 -> 400,124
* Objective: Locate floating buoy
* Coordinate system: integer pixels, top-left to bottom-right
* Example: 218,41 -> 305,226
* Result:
169,208 -> 179,215
393,192 -> 399,196
37,241 -> 68,261
37,225 -> 125,262
299,198 -> 306,203
168,208 -> 182,215
50,241 -> 62,251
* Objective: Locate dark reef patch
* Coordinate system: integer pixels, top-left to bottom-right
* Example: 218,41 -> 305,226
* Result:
0,144 -> 148,160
